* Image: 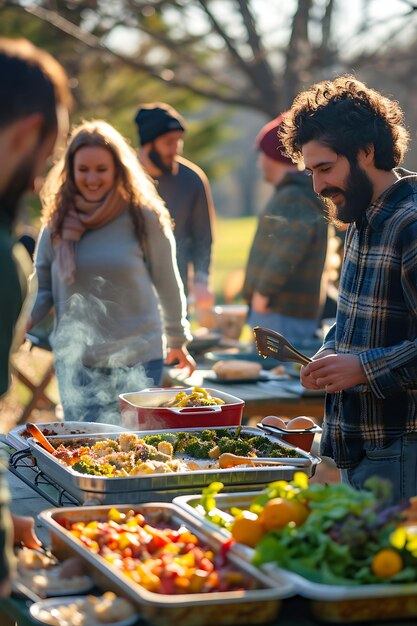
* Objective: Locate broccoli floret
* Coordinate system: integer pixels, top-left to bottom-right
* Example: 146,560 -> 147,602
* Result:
217,437 -> 251,456
72,456 -> 115,477
183,439 -> 213,459
268,443 -> 301,458
143,434 -> 165,447
248,436 -> 271,453
173,432 -> 194,453
199,430 -> 217,442
215,429 -> 231,439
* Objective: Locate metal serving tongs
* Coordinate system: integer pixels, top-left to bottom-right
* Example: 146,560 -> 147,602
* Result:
253,326 -> 312,366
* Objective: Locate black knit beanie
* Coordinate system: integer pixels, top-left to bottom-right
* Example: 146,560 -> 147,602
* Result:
134,105 -> 185,145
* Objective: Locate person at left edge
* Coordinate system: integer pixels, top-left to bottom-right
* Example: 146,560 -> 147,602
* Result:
0,37 -> 71,596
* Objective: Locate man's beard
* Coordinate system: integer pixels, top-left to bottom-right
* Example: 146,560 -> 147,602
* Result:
148,146 -> 174,174
321,160 -> 374,227
0,152 -> 37,223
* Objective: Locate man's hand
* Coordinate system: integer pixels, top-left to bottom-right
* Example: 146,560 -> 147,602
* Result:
166,347 -> 196,376
251,291 -> 271,314
12,514 -> 41,549
301,353 -> 367,393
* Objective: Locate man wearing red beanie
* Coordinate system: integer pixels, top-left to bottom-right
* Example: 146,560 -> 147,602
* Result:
243,114 -> 329,342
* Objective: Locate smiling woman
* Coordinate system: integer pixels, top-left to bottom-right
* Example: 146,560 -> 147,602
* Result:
73,146 -> 116,202
28,120 -> 195,424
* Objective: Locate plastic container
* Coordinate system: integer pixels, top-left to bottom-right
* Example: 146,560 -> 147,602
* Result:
39,503 -> 294,626
119,387 -> 244,430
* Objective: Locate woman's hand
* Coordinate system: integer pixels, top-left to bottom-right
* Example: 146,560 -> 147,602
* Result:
166,347 -> 196,376
12,514 -> 41,549
301,353 -> 366,393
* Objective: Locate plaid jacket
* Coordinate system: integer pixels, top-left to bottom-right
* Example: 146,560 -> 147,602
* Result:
320,171 -> 417,469
243,172 -> 328,319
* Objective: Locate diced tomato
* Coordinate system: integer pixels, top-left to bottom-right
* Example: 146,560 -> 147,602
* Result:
159,576 -> 176,595
198,557 -> 214,573
56,518 -> 72,529
220,538 -> 234,559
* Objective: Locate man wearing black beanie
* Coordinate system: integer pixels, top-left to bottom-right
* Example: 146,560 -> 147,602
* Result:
135,102 -> 214,320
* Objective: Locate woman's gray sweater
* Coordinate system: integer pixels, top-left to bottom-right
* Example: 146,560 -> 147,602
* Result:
31,207 -> 191,368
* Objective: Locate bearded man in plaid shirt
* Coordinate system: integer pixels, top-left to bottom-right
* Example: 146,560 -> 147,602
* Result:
281,75 -> 417,502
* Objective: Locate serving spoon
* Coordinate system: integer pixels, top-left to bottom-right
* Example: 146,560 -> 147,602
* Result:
25,422 -> 56,455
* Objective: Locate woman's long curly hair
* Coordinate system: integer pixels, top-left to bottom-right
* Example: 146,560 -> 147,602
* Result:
40,119 -> 173,257
280,75 -> 410,169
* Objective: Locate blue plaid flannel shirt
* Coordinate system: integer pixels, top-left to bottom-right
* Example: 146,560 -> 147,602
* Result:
320,171 -> 417,469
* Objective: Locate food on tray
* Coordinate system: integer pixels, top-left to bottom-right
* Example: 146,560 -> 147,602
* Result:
16,548 -> 93,595
57,508 -> 259,596
212,360 -> 262,380
164,386 -> 225,407
46,429 -> 303,477
198,475 -> 417,585
17,547 -> 56,570
33,592 -> 136,625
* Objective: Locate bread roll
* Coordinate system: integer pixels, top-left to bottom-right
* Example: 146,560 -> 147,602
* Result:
212,360 -> 262,380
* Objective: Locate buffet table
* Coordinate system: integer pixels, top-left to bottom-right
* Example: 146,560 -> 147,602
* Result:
2,469 -> 417,626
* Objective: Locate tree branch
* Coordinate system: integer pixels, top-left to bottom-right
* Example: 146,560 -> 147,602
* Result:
7,1 -> 269,110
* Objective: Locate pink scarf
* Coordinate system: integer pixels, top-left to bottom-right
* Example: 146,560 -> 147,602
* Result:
55,186 -> 127,284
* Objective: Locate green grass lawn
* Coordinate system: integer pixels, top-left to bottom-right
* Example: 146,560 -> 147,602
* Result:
212,216 -> 256,302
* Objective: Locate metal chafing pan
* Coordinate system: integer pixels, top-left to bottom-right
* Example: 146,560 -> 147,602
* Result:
27,426 -> 320,505
39,502 -> 294,626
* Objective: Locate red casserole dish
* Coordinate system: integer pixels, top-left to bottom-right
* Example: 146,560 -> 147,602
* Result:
119,387 -> 244,430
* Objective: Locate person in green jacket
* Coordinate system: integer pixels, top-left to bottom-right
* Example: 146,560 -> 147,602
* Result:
0,37 -> 71,595
243,113 -> 329,342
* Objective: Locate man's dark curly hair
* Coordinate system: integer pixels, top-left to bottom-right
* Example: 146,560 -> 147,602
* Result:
280,75 -> 409,170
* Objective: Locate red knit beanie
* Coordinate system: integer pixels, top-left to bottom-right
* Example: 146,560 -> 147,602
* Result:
256,113 -> 293,164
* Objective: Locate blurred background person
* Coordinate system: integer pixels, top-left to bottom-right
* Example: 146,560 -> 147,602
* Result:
243,114 -> 329,342
135,102 -> 215,323
29,120 -> 195,424
0,36 -> 71,595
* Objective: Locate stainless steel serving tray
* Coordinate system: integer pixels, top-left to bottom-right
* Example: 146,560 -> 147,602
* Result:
39,502 -> 294,626
27,427 -> 320,505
